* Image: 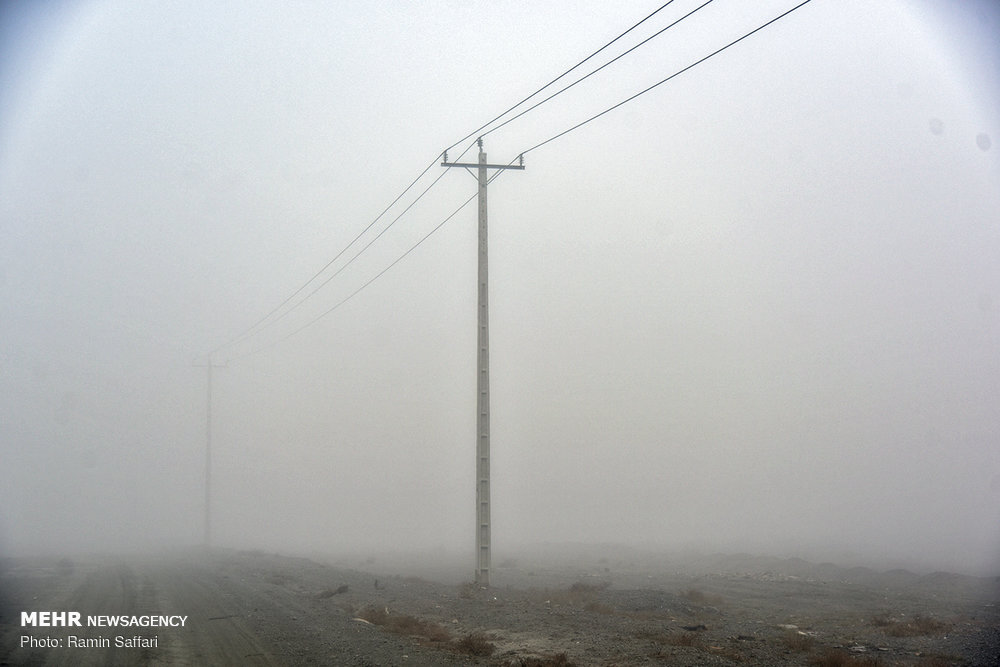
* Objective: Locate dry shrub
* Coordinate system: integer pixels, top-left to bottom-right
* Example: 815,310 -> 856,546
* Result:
707,645 -> 747,663
568,580 -> 609,594
457,581 -> 478,599
316,584 -> 348,598
266,572 -> 291,586
681,587 -> 707,602
355,606 -> 451,642
624,609 -> 667,622
871,613 -> 893,628
356,606 -> 390,625
680,588 -> 724,606
583,600 -> 613,614
782,630 -> 816,652
909,614 -> 948,635
916,657 -> 961,667
878,614 -> 948,637
640,631 -> 701,648
668,632 -> 700,647
565,581 -> 607,604
636,629 -> 700,647
528,581 -> 609,608
512,653 -> 576,667
453,632 -> 495,657
810,648 -> 881,667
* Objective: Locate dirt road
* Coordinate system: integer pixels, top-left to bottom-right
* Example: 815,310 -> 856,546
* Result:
1,551 -> 468,666
2,549 -> 997,665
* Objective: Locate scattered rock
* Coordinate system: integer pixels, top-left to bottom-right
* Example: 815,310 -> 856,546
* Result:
316,584 -> 349,598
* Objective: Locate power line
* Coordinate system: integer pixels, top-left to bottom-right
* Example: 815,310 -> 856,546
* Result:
235,163 -> 456,342
227,179 -> 498,362
209,0 -> 814,362
446,0 -> 678,153
208,139 -> 490,361
208,1 -> 693,361
206,154 -> 443,359
226,160 -> 519,362
521,0 -> 814,156
481,0 -> 715,141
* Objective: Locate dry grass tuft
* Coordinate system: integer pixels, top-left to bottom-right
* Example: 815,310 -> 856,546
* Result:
667,631 -> 701,647
680,587 -> 725,606
810,648 -> 881,667
871,613 -> 893,628
509,652 -> 576,666
707,645 -> 748,662
527,581 -> 611,608
874,613 -> 948,637
453,632 -> 495,656
915,657 -> 962,667
354,606 -> 451,642
266,572 -> 291,586
781,630 -> 816,652
457,581 -> 479,599
316,584 -> 348,598
568,580 -> 609,594
583,600 -> 614,614
636,629 -> 701,647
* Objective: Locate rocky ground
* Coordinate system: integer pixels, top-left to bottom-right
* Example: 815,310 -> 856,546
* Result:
1,548 -> 997,665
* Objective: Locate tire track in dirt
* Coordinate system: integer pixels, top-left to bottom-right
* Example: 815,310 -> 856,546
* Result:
2,557 -> 281,666
146,559 -> 281,666
2,551 -> 471,666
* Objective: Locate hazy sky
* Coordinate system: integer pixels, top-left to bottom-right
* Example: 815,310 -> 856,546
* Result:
1,0 -> 998,575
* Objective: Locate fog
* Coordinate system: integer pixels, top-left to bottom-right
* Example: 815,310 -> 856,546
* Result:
1,0 -> 998,577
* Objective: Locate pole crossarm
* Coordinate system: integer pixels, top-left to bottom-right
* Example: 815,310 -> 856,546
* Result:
440,161 -> 525,170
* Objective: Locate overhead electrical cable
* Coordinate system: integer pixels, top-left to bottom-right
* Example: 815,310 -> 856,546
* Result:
209,0 -> 813,363
228,151 -> 524,361
206,153 -> 442,359
209,1 -> 685,361
206,137 -> 491,362
229,176 -> 505,361
445,0 -> 677,152
520,0 -> 814,156
481,0 -> 715,141
254,165 -> 456,333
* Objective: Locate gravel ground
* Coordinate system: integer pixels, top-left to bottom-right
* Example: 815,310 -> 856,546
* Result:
2,548 -> 997,666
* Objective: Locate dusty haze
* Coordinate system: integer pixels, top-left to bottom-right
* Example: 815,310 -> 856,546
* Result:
1,0 -> 998,577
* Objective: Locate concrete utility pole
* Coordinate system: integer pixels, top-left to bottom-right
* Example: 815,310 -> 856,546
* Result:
194,360 -> 225,549
442,139 -> 524,586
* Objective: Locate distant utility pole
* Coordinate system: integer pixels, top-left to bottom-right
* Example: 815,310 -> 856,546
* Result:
442,139 -> 524,586
193,359 -> 226,549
